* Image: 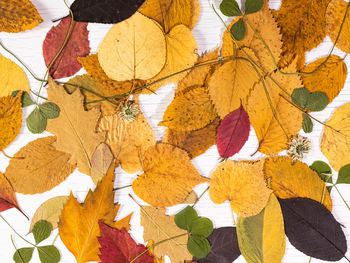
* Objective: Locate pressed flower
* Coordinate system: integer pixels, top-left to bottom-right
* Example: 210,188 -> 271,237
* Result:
287,135 -> 311,161
119,101 -> 139,122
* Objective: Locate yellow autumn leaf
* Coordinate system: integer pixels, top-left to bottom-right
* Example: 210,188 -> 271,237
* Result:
237,194 -> 285,263
98,12 -> 166,81
0,0 -> 43,33
321,103 -> 350,171
29,196 -> 69,233
274,0 -> 330,69
0,95 -> 22,151
98,111 -> 156,174
209,160 -> 272,217
208,48 -> 259,118
302,55 -> 347,104
46,78 -> 106,175
247,62 -> 303,155
132,143 -> 208,207
91,143 -> 114,185
59,164 -> 132,263
326,0 -> 350,53
0,54 -> 30,97
145,24 -> 198,93
141,207 -> 191,262
264,156 -> 332,211
163,118 -> 220,159
159,85 -> 217,131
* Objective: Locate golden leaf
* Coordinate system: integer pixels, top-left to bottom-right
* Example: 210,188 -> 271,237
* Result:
141,207 -> 191,262
326,0 -> 350,53
0,95 -> 22,151
208,48 -> 259,118
5,136 -> 76,194
302,55 -> 347,104
58,164 -> 132,263
264,156 -> 332,211
321,103 -> 350,171
46,78 -> 105,175
0,0 -> 43,33
274,0 -> 330,69
163,118 -> 220,158
209,160 -> 272,217
132,143 -> 208,207
91,143 -> 114,185
145,24 -> 198,93
29,196 -> 69,233
247,63 -> 303,155
0,54 -> 30,97
98,12 -> 166,81
98,111 -> 156,174
159,85 -> 217,131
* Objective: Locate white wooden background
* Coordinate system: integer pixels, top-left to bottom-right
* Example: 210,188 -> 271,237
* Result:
1,0 -> 350,262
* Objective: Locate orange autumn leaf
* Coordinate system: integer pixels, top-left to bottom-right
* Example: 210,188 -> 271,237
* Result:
0,0 -> 43,33
59,164 -> 132,263
0,172 -> 23,215
132,143 -> 208,207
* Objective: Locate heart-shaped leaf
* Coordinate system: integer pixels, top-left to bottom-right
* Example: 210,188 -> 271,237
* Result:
245,0 -> 264,14
26,107 -> 47,134
230,18 -> 246,40
190,218 -> 213,238
220,0 -> 242,16
13,248 -> 34,263
33,220 -> 52,244
337,164 -> 350,184
188,235 -> 211,259
39,102 -> 60,119
175,206 -> 198,231
292,88 -> 329,111
37,246 -> 60,263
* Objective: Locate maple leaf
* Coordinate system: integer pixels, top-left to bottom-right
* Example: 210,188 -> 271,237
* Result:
132,143 -> 208,207
46,78 -> 105,175
58,164 -> 132,263
0,95 -> 22,151
98,12 -> 166,81
0,0 -> 43,33
98,111 -> 156,174
43,17 -> 90,79
0,54 -> 30,97
5,136 -> 76,194
209,160 -> 272,217
0,172 -> 23,215
98,221 -> 154,263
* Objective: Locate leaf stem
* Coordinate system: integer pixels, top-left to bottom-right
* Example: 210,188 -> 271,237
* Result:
192,186 -> 209,208
113,185 -> 132,191
11,235 -> 25,263
333,184 -> 350,210
51,232 -> 59,245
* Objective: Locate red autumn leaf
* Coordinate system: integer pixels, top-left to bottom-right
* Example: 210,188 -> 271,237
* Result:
43,17 -> 90,79
217,105 -> 250,158
0,172 -> 24,215
98,221 -> 154,263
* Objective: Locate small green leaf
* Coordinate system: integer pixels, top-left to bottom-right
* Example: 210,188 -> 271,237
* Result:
26,108 -> 47,134
13,247 -> 34,263
230,18 -> 246,40
302,114 -> 313,133
337,164 -> 350,184
37,246 -> 60,263
190,217 -> 213,238
220,0 -> 242,16
22,92 -> 34,107
305,91 -> 329,111
39,102 -> 60,119
291,88 -> 309,109
33,220 -> 52,244
310,161 -> 333,184
327,186 -> 333,193
245,0 -> 264,14
187,235 -> 211,258
175,206 -> 198,231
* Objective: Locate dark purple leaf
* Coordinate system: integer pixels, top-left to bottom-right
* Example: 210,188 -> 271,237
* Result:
217,105 -> 250,158
193,227 -> 241,263
279,198 -> 347,261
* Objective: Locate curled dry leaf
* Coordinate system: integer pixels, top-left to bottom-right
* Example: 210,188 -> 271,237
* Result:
98,12 -> 166,81
209,160 -> 272,217
59,164 -> 132,263
98,111 -> 156,174
0,54 -> 30,97
302,55 -> 347,104
0,0 -> 43,33
5,136 -> 76,194
159,86 -> 217,131
90,143 -> 114,185
264,156 -> 332,211
46,78 -> 105,175
29,196 -> 69,233
132,143 -> 208,207
43,17 -> 90,79
0,95 -> 22,151
0,172 -> 23,214
140,207 -> 192,262
321,102 -> 350,171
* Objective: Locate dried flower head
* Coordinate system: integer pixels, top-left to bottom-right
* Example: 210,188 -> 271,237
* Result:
119,101 -> 139,122
287,135 -> 311,161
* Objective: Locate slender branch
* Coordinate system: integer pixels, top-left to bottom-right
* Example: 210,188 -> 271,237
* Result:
113,185 -> 132,191
334,185 -> 350,210
51,232 -> 59,245
192,186 -> 209,208
11,236 -> 25,263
